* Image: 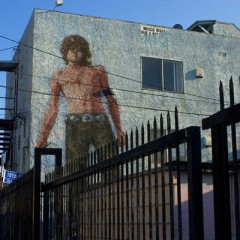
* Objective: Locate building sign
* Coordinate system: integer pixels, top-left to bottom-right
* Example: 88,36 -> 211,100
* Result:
3,170 -> 23,184
140,25 -> 167,36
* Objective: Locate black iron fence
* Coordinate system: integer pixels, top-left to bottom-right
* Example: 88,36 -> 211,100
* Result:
202,78 -> 240,240
0,78 -> 240,240
41,117 -> 203,240
0,169 -> 34,240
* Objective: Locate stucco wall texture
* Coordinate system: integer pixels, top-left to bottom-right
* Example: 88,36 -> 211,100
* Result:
7,9 -> 240,170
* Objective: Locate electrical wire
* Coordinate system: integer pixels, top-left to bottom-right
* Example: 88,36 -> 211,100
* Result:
0,34 -> 230,117
0,84 -> 213,117
21,72 -> 220,105
0,46 -> 17,52
0,96 -> 15,100
0,34 -> 224,103
0,35 -> 63,60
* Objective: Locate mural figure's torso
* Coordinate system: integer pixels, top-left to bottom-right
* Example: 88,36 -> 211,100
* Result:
53,65 -> 106,114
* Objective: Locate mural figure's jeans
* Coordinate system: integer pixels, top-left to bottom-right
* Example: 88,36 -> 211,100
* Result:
65,113 -> 116,238
65,113 -> 115,165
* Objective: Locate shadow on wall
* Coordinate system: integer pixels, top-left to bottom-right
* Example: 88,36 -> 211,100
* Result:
176,186 -> 214,240
185,70 -> 196,81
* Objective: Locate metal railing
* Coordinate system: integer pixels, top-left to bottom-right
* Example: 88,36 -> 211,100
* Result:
202,78 -> 240,240
0,169 -> 34,240
4,77 -> 240,239
41,111 -> 203,240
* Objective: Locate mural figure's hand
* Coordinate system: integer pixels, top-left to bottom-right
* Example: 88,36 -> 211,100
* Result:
36,138 -> 48,148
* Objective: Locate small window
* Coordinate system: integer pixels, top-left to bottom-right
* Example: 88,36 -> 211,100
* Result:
142,57 -> 184,93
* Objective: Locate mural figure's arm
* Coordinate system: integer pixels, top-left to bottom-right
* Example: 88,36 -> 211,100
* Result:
99,66 -> 124,141
36,75 -> 61,147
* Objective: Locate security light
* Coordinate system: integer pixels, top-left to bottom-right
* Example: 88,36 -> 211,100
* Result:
56,0 -> 63,7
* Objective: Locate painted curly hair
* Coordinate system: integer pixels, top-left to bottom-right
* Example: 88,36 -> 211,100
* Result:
60,35 -> 92,65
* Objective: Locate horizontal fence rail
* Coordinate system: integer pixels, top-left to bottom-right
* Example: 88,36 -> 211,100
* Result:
202,78 -> 240,240
1,78 -> 240,240
0,169 -> 34,240
41,120 -> 203,240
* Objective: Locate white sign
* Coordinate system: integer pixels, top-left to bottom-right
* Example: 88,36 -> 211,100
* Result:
140,25 -> 167,36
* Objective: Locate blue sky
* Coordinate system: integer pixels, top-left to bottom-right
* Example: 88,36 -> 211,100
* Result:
0,0 -> 240,118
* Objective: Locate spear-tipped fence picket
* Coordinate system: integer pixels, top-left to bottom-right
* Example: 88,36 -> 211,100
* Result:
39,109 -> 203,240
1,77 -> 240,240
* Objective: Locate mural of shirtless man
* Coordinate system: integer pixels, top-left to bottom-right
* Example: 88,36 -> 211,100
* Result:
36,35 -> 124,162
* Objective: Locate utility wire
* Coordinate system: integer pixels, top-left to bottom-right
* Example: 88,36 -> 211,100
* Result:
21,72 -> 220,105
0,46 -> 17,52
0,35 -> 224,103
0,96 -> 15,100
0,84 -> 212,117
0,35 -> 63,60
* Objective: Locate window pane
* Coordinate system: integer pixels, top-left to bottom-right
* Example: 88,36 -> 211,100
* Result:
142,57 -> 162,89
163,60 -> 175,91
175,62 -> 184,93
142,57 -> 183,93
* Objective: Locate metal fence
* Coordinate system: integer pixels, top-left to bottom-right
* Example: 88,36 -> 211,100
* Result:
202,78 -> 240,240
41,110 -> 203,240
0,169 -> 34,240
1,78 -> 240,240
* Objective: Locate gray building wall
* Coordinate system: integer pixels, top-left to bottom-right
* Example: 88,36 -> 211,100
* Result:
213,21 -> 240,38
6,9 -> 240,171
6,14 -> 34,172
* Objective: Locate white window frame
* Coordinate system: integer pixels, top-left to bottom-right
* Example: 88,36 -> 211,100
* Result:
141,57 -> 184,93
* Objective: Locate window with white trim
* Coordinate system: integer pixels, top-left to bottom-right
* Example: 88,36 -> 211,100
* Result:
142,57 -> 184,93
